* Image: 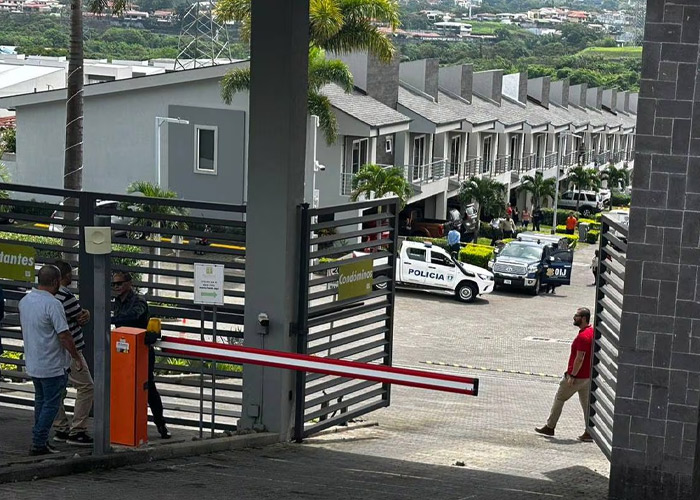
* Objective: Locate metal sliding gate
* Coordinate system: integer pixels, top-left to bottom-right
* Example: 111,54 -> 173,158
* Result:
294,198 -> 400,441
587,214 -> 628,459
0,182 -> 245,432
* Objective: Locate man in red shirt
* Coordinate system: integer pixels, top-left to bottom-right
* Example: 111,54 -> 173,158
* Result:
535,307 -> 595,442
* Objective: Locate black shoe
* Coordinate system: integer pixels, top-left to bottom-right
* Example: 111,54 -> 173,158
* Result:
157,424 -> 172,439
67,432 -> 94,447
30,443 -> 61,456
535,425 -> 555,436
45,442 -> 61,454
53,430 -> 69,443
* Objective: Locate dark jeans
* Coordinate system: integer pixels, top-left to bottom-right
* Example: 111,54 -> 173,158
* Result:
148,347 -> 166,427
533,220 -> 541,231
450,243 -> 461,255
32,373 -> 68,449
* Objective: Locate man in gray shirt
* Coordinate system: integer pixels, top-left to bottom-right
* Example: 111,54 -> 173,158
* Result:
20,265 -> 83,455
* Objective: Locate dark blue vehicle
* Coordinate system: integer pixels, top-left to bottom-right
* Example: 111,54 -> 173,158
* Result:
488,233 -> 573,295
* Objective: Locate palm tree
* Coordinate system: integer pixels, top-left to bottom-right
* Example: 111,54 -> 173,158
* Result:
520,171 -> 556,210
458,176 -> 506,233
221,47 -> 353,144
567,166 -> 597,210
63,0 -> 128,194
216,0 -> 399,144
350,164 -> 412,208
601,164 -> 630,192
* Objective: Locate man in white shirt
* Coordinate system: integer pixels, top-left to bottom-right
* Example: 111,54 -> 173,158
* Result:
20,265 -> 83,456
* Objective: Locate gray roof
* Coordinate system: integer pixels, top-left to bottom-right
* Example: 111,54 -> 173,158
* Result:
500,96 -> 550,127
397,85 -> 465,125
322,84 -> 410,127
438,91 -> 498,125
547,102 -> 588,127
581,107 -> 609,127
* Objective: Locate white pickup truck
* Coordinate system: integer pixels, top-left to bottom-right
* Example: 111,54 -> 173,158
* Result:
359,241 -> 494,303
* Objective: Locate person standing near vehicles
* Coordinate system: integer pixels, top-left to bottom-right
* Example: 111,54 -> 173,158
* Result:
566,212 -> 578,235
489,217 -> 502,246
506,203 -> 513,218
512,207 -> 520,228
112,272 -> 171,439
447,225 -> 461,256
591,250 -> 599,285
535,307 -> 594,442
521,208 -> 531,230
52,260 -> 94,447
500,215 -> 516,239
532,207 -> 542,232
21,265 -> 83,455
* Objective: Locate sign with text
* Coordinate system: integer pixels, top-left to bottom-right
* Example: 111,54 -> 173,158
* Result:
0,243 -> 36,282
337,260 -> 373,301
194,263 -> 225,305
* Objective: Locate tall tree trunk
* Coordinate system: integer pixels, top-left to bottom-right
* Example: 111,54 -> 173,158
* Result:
64,0 -> 83,192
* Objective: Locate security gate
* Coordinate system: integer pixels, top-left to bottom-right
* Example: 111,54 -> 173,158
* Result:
294,198 -> 400,441
587,214 -> 628,458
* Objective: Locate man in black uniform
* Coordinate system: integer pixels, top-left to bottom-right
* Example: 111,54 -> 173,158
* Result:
111,272 -> 171,439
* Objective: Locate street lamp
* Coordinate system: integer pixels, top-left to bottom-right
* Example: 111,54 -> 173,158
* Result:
155,116 -> 190,187
551,132 -> 582,235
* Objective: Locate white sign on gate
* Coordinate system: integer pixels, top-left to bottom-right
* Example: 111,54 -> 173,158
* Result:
194,263 -> 225,305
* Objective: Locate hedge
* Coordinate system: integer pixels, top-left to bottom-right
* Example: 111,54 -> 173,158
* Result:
458,244 -> 494,269
611,192 -> 631,207
540,208 -> 580,226
586,229 -> 600,244
578,218 -> 602,231
406,236 -> 450,251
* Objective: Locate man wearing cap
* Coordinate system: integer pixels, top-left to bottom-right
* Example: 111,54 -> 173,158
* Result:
111,272 -> 171,439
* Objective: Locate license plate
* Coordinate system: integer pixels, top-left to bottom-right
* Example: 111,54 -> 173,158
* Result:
504,279 -> 512,285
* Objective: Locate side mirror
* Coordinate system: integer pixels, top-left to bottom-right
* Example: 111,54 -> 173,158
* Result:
549,256 -> 555,262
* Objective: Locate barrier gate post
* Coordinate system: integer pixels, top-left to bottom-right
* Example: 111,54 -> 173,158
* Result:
110,327 -> 149,447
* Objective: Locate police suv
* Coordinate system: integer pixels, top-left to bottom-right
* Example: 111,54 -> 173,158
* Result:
393,241 -> 494,303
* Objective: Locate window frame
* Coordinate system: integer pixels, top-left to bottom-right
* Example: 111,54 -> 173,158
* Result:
194,124 -> 219,175
406,247 -> 427,262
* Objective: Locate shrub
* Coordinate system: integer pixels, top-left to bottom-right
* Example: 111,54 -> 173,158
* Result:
586,229 -> 600,244
406,236 -> 450,251
594,213 -> 602,222
540,208 -> 580,226
556,225 -> 567,233
478,224 -> 497,240
458,244 -> 494,269
578,218 -> 601,231
561,234 -> 579,249
0,232 -> 63,260
0,350 -> 22,372
611,192 -> 631,207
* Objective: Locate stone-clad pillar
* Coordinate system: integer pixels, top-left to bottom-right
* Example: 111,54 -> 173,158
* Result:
608,1 -> 700,498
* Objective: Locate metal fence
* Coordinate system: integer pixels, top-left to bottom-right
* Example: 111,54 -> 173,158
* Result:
294,198 -> 399,441
587,214 -> 627,459
0,182 -> 246,433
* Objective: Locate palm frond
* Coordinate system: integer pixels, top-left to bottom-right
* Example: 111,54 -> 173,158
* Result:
309,57 -> 354,92
351,164 -> 411,207
308,91 -> 338,145
214,0 -> 251,42
220,67 -> 251,104
318,21 -> 395,63
310,0 -> 344,45
338,0 -> 400,29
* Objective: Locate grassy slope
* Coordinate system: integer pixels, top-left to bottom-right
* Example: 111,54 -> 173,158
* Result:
577,46 -> 643,58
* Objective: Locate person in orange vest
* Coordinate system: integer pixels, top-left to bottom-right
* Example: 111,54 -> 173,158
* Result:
565,212 -> 578,235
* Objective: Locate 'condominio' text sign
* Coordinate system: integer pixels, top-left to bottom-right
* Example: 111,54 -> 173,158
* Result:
0,243 -> 36,282
337,260 -> 373,301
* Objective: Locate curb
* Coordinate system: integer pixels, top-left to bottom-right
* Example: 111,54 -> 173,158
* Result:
0,432 -> 279,485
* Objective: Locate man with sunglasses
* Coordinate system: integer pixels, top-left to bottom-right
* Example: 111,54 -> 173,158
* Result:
535,307 -> 594,442
111,272 -> 171,439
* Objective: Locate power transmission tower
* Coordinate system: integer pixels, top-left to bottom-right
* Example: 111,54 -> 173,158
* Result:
631,0 -> 646,46
174,1 -> 233,71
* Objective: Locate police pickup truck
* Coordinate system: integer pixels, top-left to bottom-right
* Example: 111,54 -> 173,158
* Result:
487,233 -> 573,295
393,241 -> 494,302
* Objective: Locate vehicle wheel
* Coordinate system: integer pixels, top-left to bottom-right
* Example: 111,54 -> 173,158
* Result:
456,282 -> 478,303
530,277 -> 540,296
581,207 -> 593,218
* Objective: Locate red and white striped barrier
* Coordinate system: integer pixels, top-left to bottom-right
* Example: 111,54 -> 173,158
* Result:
158,337 -> 479,396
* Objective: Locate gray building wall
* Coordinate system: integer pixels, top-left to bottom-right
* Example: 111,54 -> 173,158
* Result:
167,105 -> 246,206
12,75 -> 250,201
609,1 -> 700,498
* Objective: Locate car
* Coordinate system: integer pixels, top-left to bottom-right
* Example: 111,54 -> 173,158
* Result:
488,234 -> 573,295
557,190 -> 605,217
49,200 -> 138,237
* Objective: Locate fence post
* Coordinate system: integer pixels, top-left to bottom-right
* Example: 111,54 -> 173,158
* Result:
293,203 -> 311,442
92,214 -> 112,455
79,194 -> 96,371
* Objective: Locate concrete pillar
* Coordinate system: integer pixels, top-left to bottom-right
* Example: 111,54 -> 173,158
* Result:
435,192 -> 447,219
240,0 -> 309,438
608,1 -> 700,498
435,132 -> 449,161
369,136 -> 378,164
395,130 -> 410,167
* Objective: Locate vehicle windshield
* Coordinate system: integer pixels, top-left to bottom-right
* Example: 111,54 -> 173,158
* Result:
499,243 -> 542,261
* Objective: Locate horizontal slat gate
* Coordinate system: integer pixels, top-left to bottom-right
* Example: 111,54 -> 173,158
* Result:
587,215 -> 628,459
294,198 -> 399,441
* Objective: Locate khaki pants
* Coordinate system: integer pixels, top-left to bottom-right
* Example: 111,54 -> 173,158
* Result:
54,352 -> 94,435
546,376 -> 590,429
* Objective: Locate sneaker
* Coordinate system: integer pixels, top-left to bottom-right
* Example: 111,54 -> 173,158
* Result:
66,432 -> 94,447
157,424 -> 172,439
53,430 -> 69,443
29,446 -> 51,456
535,425 -> 555,436
578,432 -> 593,442
45,442 -> 61,454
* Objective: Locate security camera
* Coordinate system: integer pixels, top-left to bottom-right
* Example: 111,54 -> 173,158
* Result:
314,160 -> 326,172
257,313 -> 269,328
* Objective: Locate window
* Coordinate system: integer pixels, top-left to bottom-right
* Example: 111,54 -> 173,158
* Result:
431,252 -> 454,267
509,135 -> 520,167
412,135 -> 426,166
561,192 -> 573,200
195,125 -> 218,174
406,247 -> 426,262
351,138 -> 369,174
385,137 -> 393,153
450,135 -> 461,175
